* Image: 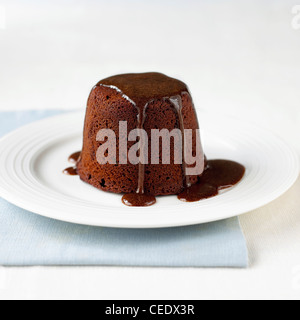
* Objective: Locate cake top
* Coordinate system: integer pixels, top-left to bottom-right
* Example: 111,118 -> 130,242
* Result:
97,72 -> 188,105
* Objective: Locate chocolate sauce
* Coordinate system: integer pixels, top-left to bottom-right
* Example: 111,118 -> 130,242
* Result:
178,160 -> 245,202
177,182 -> 218,202
135,100 -> 148,195
63,151 -> 81,176
63,167 -> 78,176
122,193 -> 156,207
170,96 -> 193,188
68,152 -> 81,164
201,160 -> 245,189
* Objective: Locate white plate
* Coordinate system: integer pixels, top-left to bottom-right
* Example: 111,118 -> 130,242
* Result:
0,111 -> 298,228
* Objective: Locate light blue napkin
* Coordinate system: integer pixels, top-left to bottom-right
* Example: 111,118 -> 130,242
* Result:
0,111 -> 248,267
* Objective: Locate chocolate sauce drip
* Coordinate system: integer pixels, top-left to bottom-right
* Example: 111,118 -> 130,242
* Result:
169,95 -> 190,188
122,193 -> 156,207
63,151 -> 81,176
122,102 -> 149,206
63,167 -> 78,176
120,100 -> 150,206
68,152 -> 81,164
136,103 -> 148,194
178,160 -> 245,202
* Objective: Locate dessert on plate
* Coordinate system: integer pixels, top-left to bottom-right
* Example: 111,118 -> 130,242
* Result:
64,72 -> 245,206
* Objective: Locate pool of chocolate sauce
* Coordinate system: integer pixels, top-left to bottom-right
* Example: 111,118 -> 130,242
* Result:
122,193 -> 157,207
177,160 -> 245,202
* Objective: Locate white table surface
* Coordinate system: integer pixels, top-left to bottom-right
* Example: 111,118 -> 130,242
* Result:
0,0 -> 300,300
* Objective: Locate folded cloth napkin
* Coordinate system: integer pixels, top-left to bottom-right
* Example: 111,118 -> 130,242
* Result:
0,110 -> 248,267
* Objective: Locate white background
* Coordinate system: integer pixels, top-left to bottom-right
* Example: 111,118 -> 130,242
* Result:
0,0 -> 300,300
